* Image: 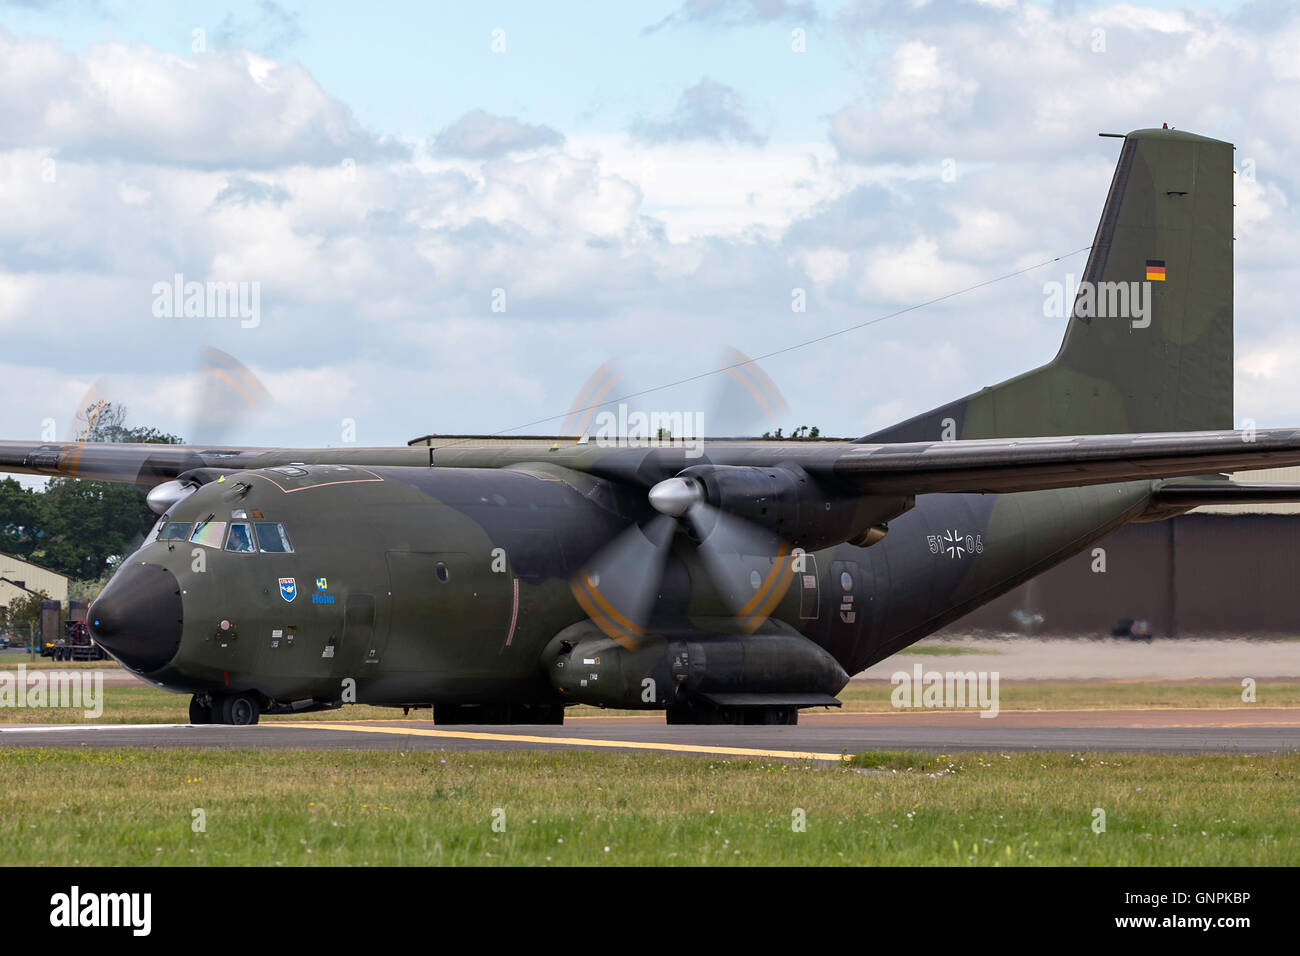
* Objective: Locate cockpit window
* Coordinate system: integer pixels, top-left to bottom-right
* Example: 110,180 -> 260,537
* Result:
255,522 -> 294,554
225,523 -> 256,553
190,519 -> 227,549
158,522 -> 192,541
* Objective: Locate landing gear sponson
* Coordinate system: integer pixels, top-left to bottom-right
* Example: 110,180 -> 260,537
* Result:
190,692 -> 261,726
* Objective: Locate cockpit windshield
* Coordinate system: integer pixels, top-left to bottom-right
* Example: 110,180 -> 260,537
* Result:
190,519 -> 227,549
255,522 -> 294,553
158,522 -> 192,541
225,523 -> 256,553
174,515 -> 294,553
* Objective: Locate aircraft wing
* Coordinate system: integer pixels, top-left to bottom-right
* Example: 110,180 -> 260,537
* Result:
428,428 -> 1300,498
8,429 -> 1300,500
0,440 -> 430,485
815,429 -> 1300,495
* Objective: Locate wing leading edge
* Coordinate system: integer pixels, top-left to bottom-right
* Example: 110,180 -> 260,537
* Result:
0,440 -> 430,485
433,428 -> 1300,497
820,429 -> 1300,495
8,428 -> 1300,500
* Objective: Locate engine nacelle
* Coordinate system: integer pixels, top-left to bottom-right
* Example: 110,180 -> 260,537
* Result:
541,621 -> 849,710
674,464 -> 910,552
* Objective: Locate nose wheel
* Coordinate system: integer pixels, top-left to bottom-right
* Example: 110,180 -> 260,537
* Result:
190,693 -> 261,725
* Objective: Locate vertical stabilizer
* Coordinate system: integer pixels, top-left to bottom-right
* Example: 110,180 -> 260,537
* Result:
863,127 -> 1234,442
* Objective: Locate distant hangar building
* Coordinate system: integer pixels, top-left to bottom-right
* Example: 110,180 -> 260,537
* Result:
0,552 -> 69,606
941,466 -> 1300,638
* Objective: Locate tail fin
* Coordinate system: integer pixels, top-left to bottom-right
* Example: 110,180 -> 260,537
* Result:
863,127 -> 1234,442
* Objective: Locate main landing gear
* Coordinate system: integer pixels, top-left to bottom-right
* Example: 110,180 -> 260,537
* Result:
189,692 -> 261,725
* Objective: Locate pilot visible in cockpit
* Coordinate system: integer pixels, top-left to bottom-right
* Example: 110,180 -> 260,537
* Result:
226,523 -> 255,553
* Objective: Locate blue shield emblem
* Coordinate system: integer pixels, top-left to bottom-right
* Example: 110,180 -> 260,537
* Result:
279,577 -> 297,602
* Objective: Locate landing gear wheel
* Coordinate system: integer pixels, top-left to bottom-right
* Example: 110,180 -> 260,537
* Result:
220,693 -> 261,725
188,696 -> 212,725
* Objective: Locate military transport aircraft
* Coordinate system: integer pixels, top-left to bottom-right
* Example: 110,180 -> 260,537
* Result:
4,126 -> 1300,726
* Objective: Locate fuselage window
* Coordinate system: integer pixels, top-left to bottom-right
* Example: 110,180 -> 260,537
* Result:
255,522 -> 294,554
158,522 -> 192,542
435,562 -> 449,582
189,520 -> 227,549
226,523 -> 256,553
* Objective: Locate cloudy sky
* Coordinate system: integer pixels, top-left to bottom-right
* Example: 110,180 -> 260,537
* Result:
1,0 -> 1298,459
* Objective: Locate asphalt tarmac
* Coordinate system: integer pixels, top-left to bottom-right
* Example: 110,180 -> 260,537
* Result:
2,708 -> 1297,760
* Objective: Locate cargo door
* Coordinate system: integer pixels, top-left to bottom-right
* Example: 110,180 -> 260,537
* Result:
382,551 -> 473,672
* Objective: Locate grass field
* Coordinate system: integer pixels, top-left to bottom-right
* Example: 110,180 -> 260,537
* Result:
2,665 -> 1295,866
0,654 -> 119,669
831,679 -> 1299,713
1,747 -> 1295,865
0,678 -> 1293,724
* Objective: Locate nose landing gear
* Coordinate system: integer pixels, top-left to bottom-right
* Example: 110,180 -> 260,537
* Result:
189,692 -> 262,725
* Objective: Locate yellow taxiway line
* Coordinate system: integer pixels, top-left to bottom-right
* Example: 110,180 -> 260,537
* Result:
274,721 -> 846,762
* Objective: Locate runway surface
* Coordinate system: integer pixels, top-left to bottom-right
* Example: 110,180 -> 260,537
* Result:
2,708 -> 1297,760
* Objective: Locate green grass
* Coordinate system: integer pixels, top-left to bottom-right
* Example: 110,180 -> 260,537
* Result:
1,748 -> 1296,865
0,654 -> 119,669
0,679 -> 1296,724
831,679 -> 1300,713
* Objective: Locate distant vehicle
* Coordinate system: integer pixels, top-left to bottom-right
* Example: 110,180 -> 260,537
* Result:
46,621 -> 106,662
0,635 -> 10,649
1111,618 -> 1153,643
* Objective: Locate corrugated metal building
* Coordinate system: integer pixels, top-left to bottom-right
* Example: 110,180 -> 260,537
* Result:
0,552 -> 69,606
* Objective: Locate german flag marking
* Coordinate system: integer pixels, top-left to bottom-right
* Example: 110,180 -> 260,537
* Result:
1145,259 -> 1167,281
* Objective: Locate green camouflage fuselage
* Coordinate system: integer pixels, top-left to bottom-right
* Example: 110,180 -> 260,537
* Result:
110,461 -> 1153,707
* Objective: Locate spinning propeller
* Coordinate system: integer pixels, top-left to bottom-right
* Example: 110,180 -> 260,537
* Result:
64,346 -> 270,473
565,348 -> 799,648
570,472 -> 798,649
60,348 -> 271,557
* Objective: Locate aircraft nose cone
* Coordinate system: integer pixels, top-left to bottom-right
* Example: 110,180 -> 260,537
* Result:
88,562 -> 183,673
